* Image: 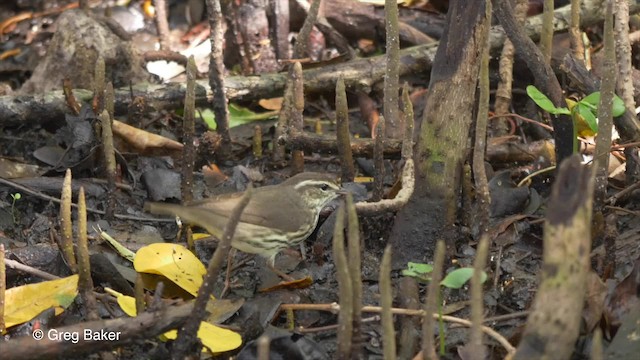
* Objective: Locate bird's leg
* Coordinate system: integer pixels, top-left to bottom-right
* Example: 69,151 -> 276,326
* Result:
220,249 -> 237,298
266,255 -> 296,282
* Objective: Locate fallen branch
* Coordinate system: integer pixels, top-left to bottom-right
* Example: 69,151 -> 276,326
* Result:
0,1 -> 636,125
1,303 -> 194,360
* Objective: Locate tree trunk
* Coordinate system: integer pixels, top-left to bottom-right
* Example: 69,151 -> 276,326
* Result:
388,0 -> 488,264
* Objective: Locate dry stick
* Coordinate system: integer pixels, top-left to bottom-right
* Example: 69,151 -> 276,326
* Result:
148,282 -> 165,312
253,125 -> 263,159
59,169 -> 77,272
401,83 -> 414,161
473,0 -> 492,235
570,0 -> 585,61
272,0 -> 320,163
355,158 -> 414,215
182,56 -> 197,205
105,82 -> 115,120
346,194 -> 363,357
63,78 -> 81,115
493,0 -> 574,162
379,245 -> 396,359
295,315 -> 380,334
0,244 -> 5,333
372,117 -> 385,202
398,277 -> 420,360
273,83 -> 292,163
594,1 -> 616,208
333,206 -> 353,359
76,187 -> 99,321
290,62 -> 305,174
614,0 -> 636,111
540,0 -> 554,64
93,57 -> 105,114
384,0 -> 401,138
615,0 -> 640,186
257,334 -> 270,360
460,163 -> 474,230
4,258 -> 59,280
99,109 -> 117,220
280,301 -> 516,354
171,186 -> 252,359
206,0 -> 232,156
422,241 -> 445,360
134,273 -> 145,315
468,235 -> 490,358
268,0 -> 289,60
153,0 -> 170,50
336,78 -> 355,182
494,0 -> 527,135
286,132 -> 403,157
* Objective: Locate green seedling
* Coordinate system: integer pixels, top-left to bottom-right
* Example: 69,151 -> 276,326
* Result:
526,85 -> 626,152
200,103 -> 278,130
10,192 -> 21,224
402,262 -> 488,289
402,262 -> 488,355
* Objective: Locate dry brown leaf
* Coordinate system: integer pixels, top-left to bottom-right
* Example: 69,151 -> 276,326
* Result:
258,97 -> 283,111
112,120 -> 183,152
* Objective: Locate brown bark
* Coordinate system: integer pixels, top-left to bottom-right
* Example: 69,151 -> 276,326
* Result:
389,0 -> 488,263
515,155 -> 595,360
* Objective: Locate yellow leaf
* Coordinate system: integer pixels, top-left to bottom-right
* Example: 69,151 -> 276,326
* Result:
566,98 -> 597,137
105,288 -> 242,353
4,275 -> 78,329
163,321 -> 242,353
192,233 -> 213,240
134,243 -> 206,297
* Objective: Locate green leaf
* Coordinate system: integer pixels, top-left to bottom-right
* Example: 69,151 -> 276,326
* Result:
402,262 -> 433,282
526,85 -> 570,115
407,262 -> 433,275
440,268 -> 487,289
201,104 -> 278,130
576,102 -> 598,133
612,95 -> 626,117
581,92 -> 601,106
582,92 -> 625,117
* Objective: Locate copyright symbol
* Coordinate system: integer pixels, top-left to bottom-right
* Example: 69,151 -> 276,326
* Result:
32,329 -> 44,340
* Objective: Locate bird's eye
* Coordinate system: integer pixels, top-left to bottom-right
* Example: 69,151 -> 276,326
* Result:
320,184 -> 329,191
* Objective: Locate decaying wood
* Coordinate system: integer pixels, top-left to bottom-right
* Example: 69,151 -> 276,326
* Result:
514,154 -> 595,360
284,130 -> 402,157
1,303 -> 194,360
0,44 -> 434,126
2,1 -> 635,126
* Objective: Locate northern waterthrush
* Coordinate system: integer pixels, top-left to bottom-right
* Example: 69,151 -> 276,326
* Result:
145,172 -> 341,265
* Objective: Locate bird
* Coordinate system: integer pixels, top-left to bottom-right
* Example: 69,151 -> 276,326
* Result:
145,172 -> 342,267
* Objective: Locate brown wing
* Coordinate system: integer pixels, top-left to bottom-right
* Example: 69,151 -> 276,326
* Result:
146,185 -> 309,234
191,186 -> 310,232
145,202 -> 228,238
